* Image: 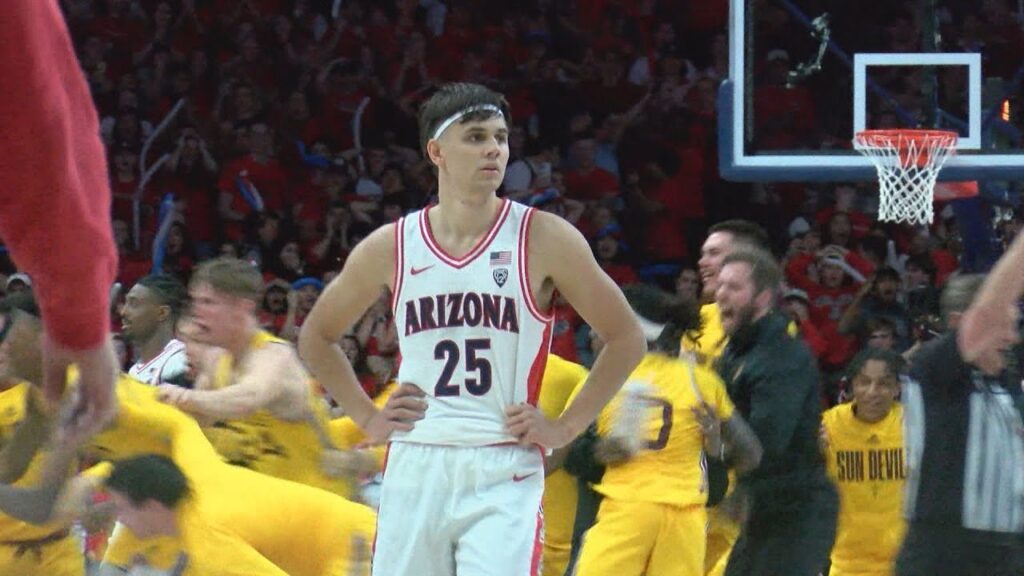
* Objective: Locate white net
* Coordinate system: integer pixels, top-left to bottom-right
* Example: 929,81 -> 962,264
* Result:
854,130 -> 958,225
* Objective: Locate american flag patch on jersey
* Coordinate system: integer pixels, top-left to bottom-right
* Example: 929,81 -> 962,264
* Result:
490,251 -> 512,266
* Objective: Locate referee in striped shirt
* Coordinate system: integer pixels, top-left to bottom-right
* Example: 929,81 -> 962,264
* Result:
898,234 -> 1024,576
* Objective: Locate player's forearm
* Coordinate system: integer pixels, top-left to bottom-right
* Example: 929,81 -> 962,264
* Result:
179,387 -> 269,420
298,333 -> 378,428
0,404 -> 51,484
721,415 -> 763,476
0,441 -> 78,524
556,331 -> 645,439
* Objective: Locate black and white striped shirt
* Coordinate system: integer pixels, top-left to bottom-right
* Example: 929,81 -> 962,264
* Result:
902,333 -> 1024,535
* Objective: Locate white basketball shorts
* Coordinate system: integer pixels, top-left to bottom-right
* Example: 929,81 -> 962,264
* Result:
371,442 -> 545,576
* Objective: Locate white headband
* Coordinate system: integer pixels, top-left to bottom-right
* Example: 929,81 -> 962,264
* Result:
635,313 -> 667,342
431,104 -> 504,141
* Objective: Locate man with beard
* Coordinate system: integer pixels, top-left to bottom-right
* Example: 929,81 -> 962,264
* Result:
120,275 -> 190,387
683,220 -> 771,368
680,220 -> 770,576
714,247 -> 837,576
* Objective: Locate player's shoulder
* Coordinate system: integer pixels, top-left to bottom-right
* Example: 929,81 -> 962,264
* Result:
351,221 -> 400,260
255,336 -> 303,364
526,208 -> 581,243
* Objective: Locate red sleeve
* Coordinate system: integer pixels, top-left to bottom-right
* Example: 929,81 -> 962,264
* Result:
0,0 -> 117,350
798,318 -> 829,360
784,253 -> 818,292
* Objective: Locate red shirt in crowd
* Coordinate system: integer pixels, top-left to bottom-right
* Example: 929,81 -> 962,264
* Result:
564,167 -> 619,202
217,155 -> 289,239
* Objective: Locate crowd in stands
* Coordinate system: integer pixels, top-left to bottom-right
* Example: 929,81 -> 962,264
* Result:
0,0 -> 1019,405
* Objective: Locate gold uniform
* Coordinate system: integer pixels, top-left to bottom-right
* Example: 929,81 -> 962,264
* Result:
574,354 -> 735,576
206,330 -> 351,497
0,383 -> 82,576
537,355 -> 589,576
822,402 -> 906,576
93,374 -> 375,576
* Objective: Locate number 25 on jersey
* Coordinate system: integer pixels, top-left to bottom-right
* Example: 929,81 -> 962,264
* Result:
434,338 -> 493,397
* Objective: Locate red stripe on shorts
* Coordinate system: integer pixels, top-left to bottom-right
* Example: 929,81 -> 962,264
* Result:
530,507 -> 544,576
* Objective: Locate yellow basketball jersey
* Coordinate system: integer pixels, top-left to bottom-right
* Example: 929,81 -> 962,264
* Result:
0,383 -> 71,542
822,402 -> 906,576
537,355 -> 589,576
96,374 -> 376,576
593,354 -> 734,506
207,330 -> 347,495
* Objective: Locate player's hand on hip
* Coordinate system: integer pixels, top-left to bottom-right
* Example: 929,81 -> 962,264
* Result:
505,404 -> 573,449
42,335 -> 117,428
362,383 -> 426,443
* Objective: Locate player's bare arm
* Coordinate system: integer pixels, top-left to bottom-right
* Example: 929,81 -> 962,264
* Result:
693,401 -> 763,475
0,396 -> 104,524
157,344 -> 296,420
506,212 -> 646,449
0,389 -> 51,483
959,229 -> 1024,374
300,224 -> 428,443
720,414 -> 763,475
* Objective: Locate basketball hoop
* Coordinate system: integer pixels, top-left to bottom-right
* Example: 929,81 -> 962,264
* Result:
854,129 -> 959,225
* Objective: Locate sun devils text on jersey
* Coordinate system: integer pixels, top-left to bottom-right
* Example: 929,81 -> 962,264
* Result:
391,199 -> 553,445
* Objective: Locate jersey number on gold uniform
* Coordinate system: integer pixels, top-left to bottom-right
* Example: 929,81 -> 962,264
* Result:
639,395 -> 673,451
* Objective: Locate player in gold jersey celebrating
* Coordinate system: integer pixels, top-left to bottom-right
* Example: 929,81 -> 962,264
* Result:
0,291 -> 376,576
0,374 -> 82,576
157,258 -> 354,497
574,285 -> 762,576
821,348 -> 907,576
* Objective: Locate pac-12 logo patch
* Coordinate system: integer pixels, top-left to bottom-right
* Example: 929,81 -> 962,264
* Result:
493,268 -> 509,287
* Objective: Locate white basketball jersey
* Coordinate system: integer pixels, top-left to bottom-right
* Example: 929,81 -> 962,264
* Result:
391,199 -> 553,446
129,339 -> 188,385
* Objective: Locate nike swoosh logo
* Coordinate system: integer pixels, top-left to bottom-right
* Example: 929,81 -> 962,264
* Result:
410,265 -> 435,275
513,472 -> 538,482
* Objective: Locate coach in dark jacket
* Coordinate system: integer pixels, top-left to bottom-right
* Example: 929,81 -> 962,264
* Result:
714,247 -> 838,576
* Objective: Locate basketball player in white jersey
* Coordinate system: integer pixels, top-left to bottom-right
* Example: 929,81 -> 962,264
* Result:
299,82 -> 646,576
120,275 -> 190,386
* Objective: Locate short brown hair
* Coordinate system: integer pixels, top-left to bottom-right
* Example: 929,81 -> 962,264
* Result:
190,257 -> 263,303
418,83 -> 510,156
707,219 -> 770,250
721,247 -> 783,297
